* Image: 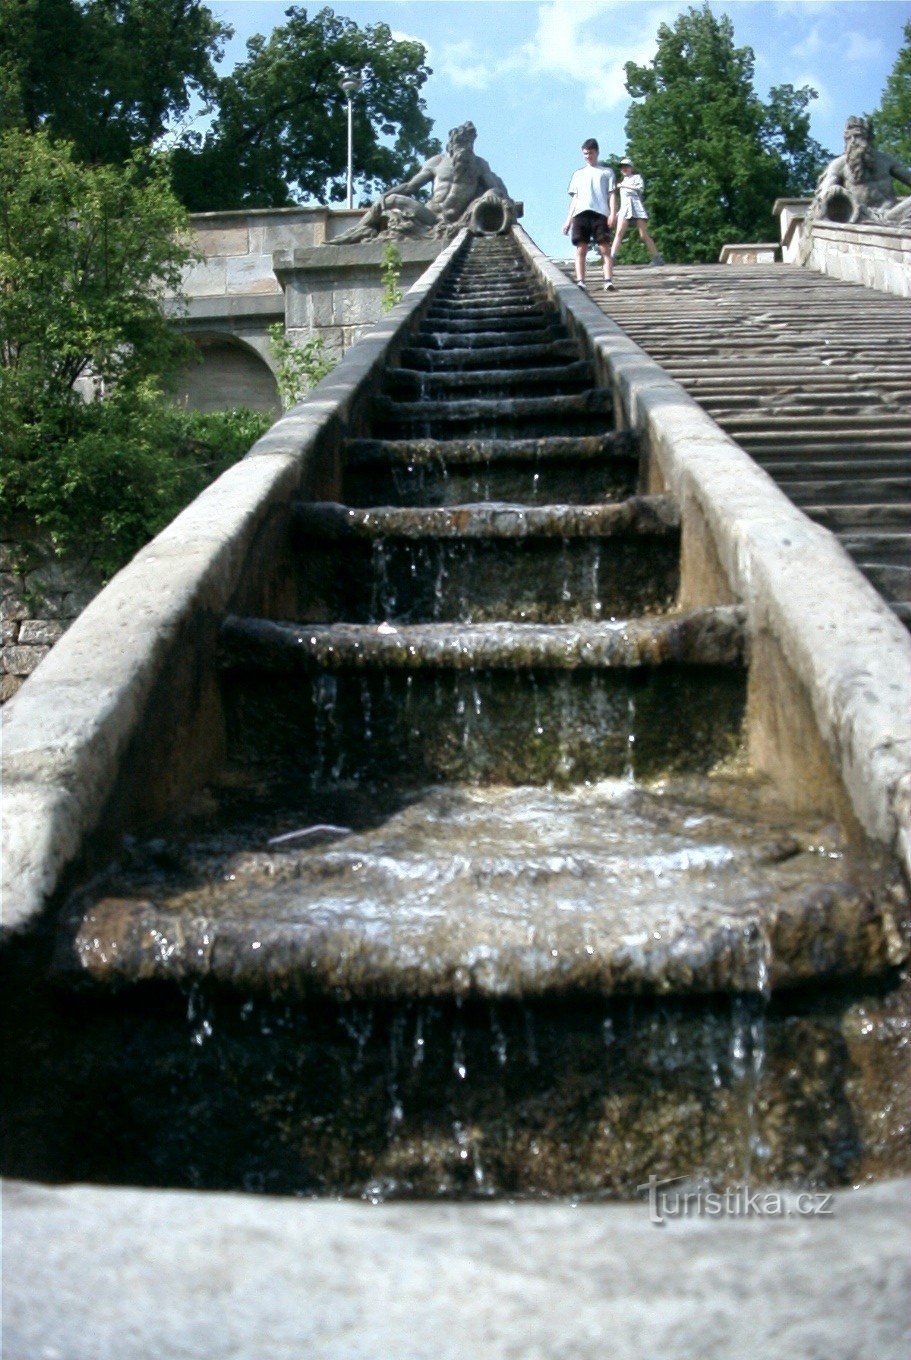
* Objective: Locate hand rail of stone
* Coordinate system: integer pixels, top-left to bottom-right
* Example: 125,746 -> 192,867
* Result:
511,225 -> 911,880
0,231 -> 469,937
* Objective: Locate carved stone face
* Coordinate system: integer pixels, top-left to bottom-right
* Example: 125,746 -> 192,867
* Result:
446,122 -> 478,157
844,117 -> 873,155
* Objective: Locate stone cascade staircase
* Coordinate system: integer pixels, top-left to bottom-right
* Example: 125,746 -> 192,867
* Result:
578,263 -> 911,628
23,233 -> 905,1202
219,235 -> 745,791
59,235 -> 904,1010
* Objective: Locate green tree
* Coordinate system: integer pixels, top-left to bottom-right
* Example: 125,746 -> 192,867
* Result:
0,127 -> 192,425
170,6 -> 438,210
0,0 -> 230,162
870,20 -> 911,168
622,5 -> 830,263
0,127 -> 273,576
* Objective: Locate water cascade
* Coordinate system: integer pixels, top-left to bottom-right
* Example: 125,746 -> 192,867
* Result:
3,235 -> 907,1200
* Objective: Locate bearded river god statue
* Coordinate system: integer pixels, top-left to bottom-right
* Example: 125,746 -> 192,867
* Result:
335,121 -> 520,243
808,116 -> 911,230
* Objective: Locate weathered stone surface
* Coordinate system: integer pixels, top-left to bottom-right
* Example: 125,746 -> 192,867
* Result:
1,619 -> 18,645
4,1177 -> 908,1360
0,576 -> 28,622
59,777 -> 906,999
0,674 -> 22,702
221,608 -> 742,671
1,644 -> 49,676
295,495 -> 678,540
18,619 -> 66,646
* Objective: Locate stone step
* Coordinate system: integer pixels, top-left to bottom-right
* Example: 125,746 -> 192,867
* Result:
218,610 -> 746,786
342,433 -> 638,507
58,776 -> 901,1000
398,338 -> 581,371
762,458 -> 911,481
804,503 -> 911,532
837,531 -> 911,563
744,435 -> 911,454
427,301 -> 550,322
372,389 -> 614,439
295,497 -> 678,540
783,478 -> 911,505
382,360 -> 595,399
419,316 -> 563,337
291,499 -> 678,623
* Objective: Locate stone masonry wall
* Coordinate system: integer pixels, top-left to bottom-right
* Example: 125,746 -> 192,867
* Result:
0,534 -> 103,704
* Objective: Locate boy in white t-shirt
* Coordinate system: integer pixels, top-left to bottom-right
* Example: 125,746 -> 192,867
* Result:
562,138 -> 618,291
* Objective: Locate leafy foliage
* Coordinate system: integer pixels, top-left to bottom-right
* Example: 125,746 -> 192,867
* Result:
870,20 -> 911,169
170,6 -> 439,210
268,323 -> 334,409
0,126 -> 268,577
0,0 -> 230,162
381,243 -> 403,312
1,388 -> 270,576
622,5 -> 831,263
0,127 -> 194,427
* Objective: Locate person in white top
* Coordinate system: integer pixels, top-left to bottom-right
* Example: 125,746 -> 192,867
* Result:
562,138 -> 619,291
611,157 -> 664,265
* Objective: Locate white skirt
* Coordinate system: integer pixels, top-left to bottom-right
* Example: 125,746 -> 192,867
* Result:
618,192 -> 647,220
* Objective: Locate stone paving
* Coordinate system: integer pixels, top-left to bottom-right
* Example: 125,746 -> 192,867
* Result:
573,261 -> 911,629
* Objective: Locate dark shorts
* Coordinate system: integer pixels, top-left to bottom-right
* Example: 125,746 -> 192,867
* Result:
571,210 -> 611,246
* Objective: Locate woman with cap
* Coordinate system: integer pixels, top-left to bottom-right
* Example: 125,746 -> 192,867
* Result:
611,157 -> 664,265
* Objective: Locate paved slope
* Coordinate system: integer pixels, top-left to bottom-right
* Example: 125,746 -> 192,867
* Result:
569,261 -> 911,628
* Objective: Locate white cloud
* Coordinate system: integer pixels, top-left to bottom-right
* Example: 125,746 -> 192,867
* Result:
787,70 -> 832,115
520,1 -> 679,110
844,31 -> 884,64
436,39 -> 500,89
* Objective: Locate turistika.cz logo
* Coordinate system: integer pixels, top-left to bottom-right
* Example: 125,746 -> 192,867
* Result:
638,1175 -> 836,1227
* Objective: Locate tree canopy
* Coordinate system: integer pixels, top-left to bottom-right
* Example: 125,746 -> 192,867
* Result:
1,1 -> 439,210
0,0 -> 230,161
622,4 -> 830,263
870,19 -> 911,168
170,7 -> 438,210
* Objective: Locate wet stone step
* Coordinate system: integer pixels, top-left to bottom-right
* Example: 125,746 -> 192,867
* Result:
291,505 -> 678,623
342,433 -> 638,507
398,338 -> 581,372
295,497 -> 677,540
60,779 -> 905,1001
372,389 -> 613,439
418,316 -> 564,337
427,301 -> 550,322
218,612 -> 745,784
383,360 -> 594,400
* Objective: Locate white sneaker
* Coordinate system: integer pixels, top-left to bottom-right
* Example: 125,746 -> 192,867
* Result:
603,280 -> 615,291
576,279 -> 587,289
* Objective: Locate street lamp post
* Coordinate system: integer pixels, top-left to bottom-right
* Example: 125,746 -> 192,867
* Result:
339,72 -> 363,210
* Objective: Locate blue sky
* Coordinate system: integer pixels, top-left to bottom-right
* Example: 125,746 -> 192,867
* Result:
207,2 -> 910,257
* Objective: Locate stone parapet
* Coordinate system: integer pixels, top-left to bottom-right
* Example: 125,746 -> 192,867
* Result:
275,240 -> 445,360
772,198 -> 811,263
802,220 -> 911,298
718,243 -> 780,264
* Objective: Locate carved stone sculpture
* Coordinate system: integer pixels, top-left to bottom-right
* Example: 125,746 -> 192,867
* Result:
335,121 -> 518,243
807,116 -> 911,230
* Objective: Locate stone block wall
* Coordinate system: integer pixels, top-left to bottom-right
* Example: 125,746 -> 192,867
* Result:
804,221 -> 911,297
0,538 -> 103,703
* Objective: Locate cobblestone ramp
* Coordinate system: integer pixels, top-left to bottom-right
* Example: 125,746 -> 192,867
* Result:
573,262 -> 911,628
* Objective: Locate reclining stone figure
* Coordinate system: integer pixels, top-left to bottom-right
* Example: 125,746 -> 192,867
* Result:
808,116 -> 911,229
335,121 -> 518,243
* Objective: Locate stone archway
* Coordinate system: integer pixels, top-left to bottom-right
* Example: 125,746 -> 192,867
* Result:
172,334 -> 281,417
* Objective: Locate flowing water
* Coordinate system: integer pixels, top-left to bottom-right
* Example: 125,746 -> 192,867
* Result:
3,233 -> 908,1200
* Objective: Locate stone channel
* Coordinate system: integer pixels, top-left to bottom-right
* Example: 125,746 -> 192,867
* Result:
3,235 -> 906,1202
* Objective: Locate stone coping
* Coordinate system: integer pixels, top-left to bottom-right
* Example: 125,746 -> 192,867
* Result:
189,205 -> 363,225
514,227 -> 911,875
0,233 -> 469,936
4,1177 -> 909,1360
274,239 -> 445,276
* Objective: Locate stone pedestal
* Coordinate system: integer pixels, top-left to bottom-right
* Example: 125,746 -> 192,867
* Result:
801,220 -> 911,298
273,240 -> 446,359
